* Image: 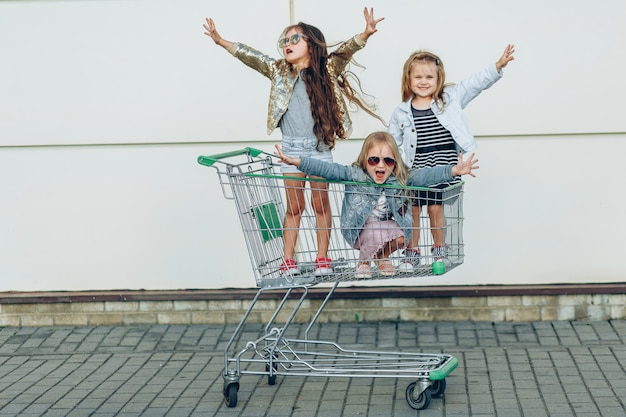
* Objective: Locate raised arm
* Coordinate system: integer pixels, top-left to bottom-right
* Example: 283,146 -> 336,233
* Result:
496,44 -> 515,72
275,145 -> 357,181
407,153 -> 479,187
359,7 -> 385,42
451,153 -> 480,177
203,18 -> 233,50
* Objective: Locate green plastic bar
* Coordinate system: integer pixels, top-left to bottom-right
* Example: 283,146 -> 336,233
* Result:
197,147 -> 265,167
429,356 -> 458,381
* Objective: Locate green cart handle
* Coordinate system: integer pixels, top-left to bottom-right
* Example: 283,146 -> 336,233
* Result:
197,147 -> 265,167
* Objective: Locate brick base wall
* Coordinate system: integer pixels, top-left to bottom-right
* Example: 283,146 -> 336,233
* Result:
1,285 -> 625,326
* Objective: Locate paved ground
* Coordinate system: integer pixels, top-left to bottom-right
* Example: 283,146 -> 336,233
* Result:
0,320 -> 625,416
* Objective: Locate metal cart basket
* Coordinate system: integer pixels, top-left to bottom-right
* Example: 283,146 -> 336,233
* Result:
198,147 -> 462,410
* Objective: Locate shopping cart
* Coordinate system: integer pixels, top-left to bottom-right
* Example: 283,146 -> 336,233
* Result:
198,147 -> 462,410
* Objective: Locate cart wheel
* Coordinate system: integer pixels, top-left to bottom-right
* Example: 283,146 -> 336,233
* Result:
406,382 -> 431,410
429,379 -> 446,397
265,363 -> 277,385
265,353 -> 278,385
224,383 -> 238,408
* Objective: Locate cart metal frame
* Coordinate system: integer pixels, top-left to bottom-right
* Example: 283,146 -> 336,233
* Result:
199,147 -> 462,410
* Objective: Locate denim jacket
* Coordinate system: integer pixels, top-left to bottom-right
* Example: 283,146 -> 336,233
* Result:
227,35 -> 366,136
389,63 -> 503,164
298,157 -> 455,246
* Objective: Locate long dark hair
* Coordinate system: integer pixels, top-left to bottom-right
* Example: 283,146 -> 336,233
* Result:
281,22 -> 383,150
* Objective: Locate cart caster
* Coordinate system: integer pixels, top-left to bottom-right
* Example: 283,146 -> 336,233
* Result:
265,353 -> 278,385
429,378 -> 446,397
265,363 -> 277,385
224,383 -> 239,408
406,381 -> 431,410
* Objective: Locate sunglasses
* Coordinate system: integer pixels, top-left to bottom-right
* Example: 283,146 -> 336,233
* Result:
367,156 -> 396,167
278,33 -> 308,49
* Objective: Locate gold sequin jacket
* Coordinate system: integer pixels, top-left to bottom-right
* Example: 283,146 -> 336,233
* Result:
227,34 -> 367,136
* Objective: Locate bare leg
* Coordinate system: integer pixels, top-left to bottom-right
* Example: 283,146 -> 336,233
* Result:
283,174 -> 306,261
309,177 -> 331,259
375,236 -> 406,260
375,236 -> 404,276
427,204 -> 445,248
399,206 -> 421,272
408,205 -> 422,251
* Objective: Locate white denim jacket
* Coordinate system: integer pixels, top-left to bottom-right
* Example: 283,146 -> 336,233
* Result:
388,63 -> 503,164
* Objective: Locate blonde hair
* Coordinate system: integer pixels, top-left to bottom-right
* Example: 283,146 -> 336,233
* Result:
400,50 -> 448,110
354,131 -> 409,185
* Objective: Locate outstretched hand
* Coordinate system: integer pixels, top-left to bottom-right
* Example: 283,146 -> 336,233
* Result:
452,153 -> 479,177
203,18 -> 222,43
274,145 -> 300,167
496,44 -> 515,71
362,7 -> 384,39
203,17 -> 233,50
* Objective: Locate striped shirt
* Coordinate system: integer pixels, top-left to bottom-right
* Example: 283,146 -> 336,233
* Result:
411,106 -> 460,187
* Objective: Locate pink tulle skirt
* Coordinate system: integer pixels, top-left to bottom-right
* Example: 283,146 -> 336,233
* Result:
353,219 -> 405,261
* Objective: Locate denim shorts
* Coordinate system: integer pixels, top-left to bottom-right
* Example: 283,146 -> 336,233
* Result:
280,136 -> 332,174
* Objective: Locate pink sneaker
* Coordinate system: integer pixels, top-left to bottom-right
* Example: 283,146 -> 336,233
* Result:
355,263 -> 372,279
314,257 -> 333,276
377,260 -> 396,277
279,259 -> 299,276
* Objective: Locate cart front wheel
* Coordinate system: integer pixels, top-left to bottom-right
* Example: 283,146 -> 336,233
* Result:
266,353 -> 278,385
406,382 -> 431,410
266,363 -> 277,385
430,378 -> 446,397
224,383 -> 238,407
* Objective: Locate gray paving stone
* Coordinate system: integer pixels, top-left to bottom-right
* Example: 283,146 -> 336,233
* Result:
0,321 -> 624,416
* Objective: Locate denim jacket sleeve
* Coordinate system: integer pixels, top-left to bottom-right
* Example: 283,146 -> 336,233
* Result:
298,157 -> 367,182
407,165 -> 454,186
388,101 -> 413,165
449,63 -> 503,109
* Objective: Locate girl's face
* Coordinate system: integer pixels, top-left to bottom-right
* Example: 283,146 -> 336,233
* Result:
281,28 -> 310,69
409,61 -> 438,101
365,142 -> 396,184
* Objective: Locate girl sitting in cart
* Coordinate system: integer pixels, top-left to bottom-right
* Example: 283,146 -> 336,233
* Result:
275,131 -> 478,278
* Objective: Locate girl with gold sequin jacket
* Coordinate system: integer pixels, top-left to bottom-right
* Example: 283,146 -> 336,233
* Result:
203,8 -> 384,278
275,131 -> 479,279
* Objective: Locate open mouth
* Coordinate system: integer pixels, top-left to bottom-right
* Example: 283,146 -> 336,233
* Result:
374,168 -> 386,182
